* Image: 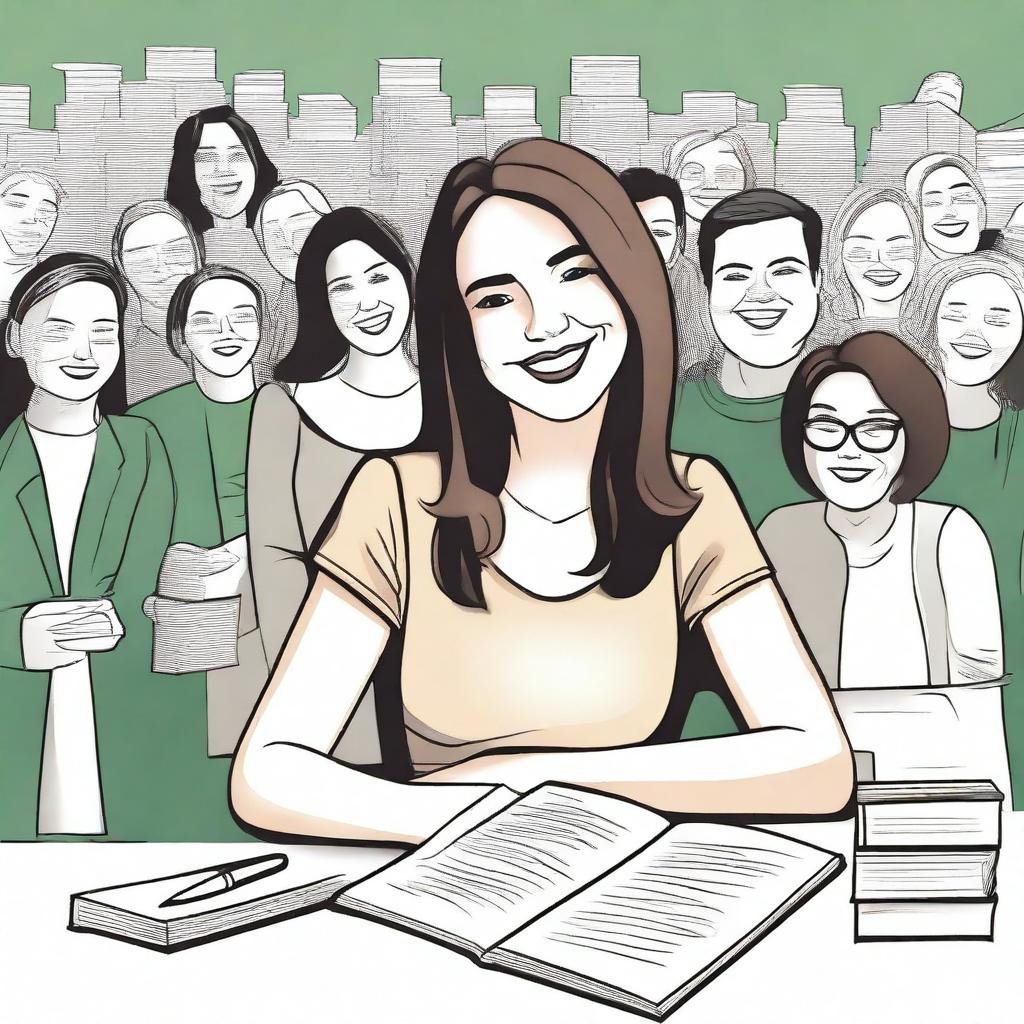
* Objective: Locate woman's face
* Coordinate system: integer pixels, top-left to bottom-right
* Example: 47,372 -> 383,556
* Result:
260,190 -> 324,282
920,166 -> 984,258
935,272 -> 1024,387
841,201 -> 916,308
674,140 -> 745,223
803,371 -> 906,512
193,122 -> 256,221
325,239 -> 411,357
0,177 -> 59,258
11,281 -> 120,404
183,278 -> 261,378
456,196 -> 629,423
121,213 -> 199,308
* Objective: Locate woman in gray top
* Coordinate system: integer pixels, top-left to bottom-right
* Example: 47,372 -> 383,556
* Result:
245,208 -> 421,768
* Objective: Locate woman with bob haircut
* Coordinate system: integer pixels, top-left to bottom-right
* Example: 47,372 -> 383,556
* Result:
759,331 -> 1011,796
0,254 -> 233,839
818,186 -> 924,341
245,207 -> 420,773
130,264 -> 269,762
231,138 -> 853,846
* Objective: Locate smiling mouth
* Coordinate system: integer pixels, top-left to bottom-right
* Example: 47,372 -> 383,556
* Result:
212,344 -> 243,357
514,336 -> 595,384
60,365 -> 99,380
862,269 -> 901,286
735,307 -> 788,330
210,181 -> 243,195
829,467 -> 874,483
354,308 -> 393,335
950,340 -> 992,360
933,220 -> 969,238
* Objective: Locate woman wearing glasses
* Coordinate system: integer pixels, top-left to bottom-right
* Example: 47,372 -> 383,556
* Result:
759,332 -> 1010,794
129,265 -> 268,767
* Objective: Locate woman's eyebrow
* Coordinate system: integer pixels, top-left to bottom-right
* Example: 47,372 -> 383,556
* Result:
365,261 -> 387,273
990,306 -> 1012,313
886,235 -> 912,242
868,408 -> 898,416
464,272 -> 516,297
809,402 -> 836,412
546,244 -> 588,268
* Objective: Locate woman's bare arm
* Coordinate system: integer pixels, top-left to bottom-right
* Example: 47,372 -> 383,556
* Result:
231,573 -> 498,845
414,580 -> 854,817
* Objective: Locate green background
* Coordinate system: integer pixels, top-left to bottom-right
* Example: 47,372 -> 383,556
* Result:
8,0 -> 1024,163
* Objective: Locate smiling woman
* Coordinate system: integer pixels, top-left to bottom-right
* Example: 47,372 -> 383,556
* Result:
0,254 -> 239,840
230,138 -> 853,847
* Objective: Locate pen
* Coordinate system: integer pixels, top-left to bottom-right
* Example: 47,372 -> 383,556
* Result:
158,853 -> 289,908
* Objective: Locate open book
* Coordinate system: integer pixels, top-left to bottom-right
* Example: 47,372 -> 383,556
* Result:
334,785 -> 844,1018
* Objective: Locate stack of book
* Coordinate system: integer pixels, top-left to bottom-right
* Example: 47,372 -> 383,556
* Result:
853,781 -> 1002,941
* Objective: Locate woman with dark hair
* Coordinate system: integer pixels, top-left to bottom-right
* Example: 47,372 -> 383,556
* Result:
112,199 -> 204,403
129,265 -> 267,759
244,207 -> 420,769
231,138 -> 852,845
166,105 -> 279,238
0,254 -> 229,839
166,106 -> 282,357
759,332 -> 1010,796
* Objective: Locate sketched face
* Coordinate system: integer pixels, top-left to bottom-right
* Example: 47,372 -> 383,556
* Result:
121,213 -> 199,308
636,196 -> 680,265
803,371 -> 906,512
260,190 -> 324,282
326,240 -> 411,357
920,166 -> 983,257
841,201 -> 916,309
183,278 -> 261,378
935,272 -> 1024,387
456,196 -> 629,422
708,217 -> 819,368
674,141 -> 745,223
12,281 -> 120,403
193,123 -> 256,221
0,178 -> 59,257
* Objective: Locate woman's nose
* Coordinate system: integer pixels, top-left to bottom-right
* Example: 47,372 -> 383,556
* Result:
745,278 -> 777,303
525,294 -> 570,342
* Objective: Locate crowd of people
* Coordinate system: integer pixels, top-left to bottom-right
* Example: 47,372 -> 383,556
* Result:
0,99 -> 1020,843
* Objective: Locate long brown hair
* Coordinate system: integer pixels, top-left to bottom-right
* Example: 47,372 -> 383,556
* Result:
416,138 -> 698,609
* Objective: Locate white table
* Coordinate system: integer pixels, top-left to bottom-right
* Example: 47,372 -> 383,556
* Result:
2,817 -> 1020,1023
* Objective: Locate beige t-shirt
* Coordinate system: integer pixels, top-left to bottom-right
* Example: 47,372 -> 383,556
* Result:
314,452 -> 771,772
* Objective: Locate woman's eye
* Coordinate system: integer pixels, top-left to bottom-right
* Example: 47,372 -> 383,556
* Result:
330,283 -> 354,295
984,316 -> 1010,327
368,272 -> 389,285
772,267 -> 800,277
474,293 -> 512,310
653,229 -> 671,238
940,310 -> 966,321
723,273 -> 748,283
561,266 -> 596,283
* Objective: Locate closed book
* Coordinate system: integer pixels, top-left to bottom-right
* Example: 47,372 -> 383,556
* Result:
856,781 -> 1002,848
853,849 -> 997,900
854,898 -> 996,940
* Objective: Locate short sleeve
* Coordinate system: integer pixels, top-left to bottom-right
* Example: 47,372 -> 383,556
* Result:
312,458 -> 407,629
673,454 -> 773,627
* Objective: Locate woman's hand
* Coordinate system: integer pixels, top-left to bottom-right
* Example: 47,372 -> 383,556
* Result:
21,599 -> 124,670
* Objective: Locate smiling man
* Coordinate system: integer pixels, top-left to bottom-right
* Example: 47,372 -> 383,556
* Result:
671,188 -> 823,529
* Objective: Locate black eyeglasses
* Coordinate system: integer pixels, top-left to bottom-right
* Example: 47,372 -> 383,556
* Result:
803,415 -> 904,453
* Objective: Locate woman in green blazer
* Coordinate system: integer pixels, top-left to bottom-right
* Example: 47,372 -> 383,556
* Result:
0,253 -> 240,840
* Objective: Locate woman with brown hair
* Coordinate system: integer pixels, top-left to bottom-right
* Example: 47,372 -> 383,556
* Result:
759,332 -> 1010,796
231,138 -> 852,845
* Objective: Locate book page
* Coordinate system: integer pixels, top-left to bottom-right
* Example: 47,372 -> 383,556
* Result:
491,823 -> 840,1009
338,785 -> 668,953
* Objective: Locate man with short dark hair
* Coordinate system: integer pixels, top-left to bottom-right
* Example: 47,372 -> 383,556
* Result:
620,167 -> 706,381
672,188 -> 823,529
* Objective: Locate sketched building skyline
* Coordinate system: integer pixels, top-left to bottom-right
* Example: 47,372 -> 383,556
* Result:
5,45 -> 1024,265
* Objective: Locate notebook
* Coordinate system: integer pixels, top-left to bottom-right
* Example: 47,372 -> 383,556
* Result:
333,784 -> 844,1018
70,846 -> 396,951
